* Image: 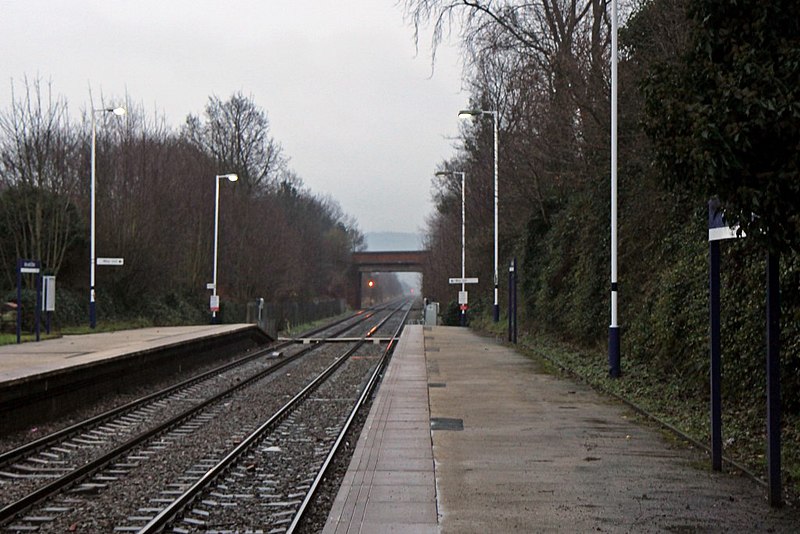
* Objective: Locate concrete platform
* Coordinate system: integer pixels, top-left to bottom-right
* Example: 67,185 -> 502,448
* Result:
0,324 -> 271,431
324,325 -> 800,532
324,324 -> 437,533
0,324 -> 253,383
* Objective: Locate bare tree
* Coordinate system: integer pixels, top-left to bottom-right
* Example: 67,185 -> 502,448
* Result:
183,92 -> 286,192
0,77 -> 82,285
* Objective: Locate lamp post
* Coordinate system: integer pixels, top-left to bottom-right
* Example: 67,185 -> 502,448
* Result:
436,170 -> 467,326
89,106 -> 126,329
608,0 -> 621,377
210,173 -> 238,323
459,108 -> 499,322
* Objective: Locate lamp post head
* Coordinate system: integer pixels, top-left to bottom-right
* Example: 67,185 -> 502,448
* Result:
217,173 -> 239,182
111,107 -> 127,116
460,109 -> 493,119
459,109 -> 496,119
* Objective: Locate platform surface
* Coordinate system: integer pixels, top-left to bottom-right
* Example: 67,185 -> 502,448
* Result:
0,324 -> 251,384
324,325 -> 800,533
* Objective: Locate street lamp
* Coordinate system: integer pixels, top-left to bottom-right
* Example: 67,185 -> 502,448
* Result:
436,170 -> 467,326
459,108 -> 500,322
609,0 -> 621,377
89,106 -> 126,329
210,173 -> 238,323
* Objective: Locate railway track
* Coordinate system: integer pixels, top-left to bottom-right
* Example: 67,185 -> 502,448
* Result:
0,301 -> 412,532
0,305 -> 381,471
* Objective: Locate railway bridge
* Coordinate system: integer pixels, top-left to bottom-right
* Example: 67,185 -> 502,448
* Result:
349,250 -> 428,308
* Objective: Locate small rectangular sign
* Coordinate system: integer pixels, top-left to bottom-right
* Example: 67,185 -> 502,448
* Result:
19,259 -> 40,274
709,226 -> 744,242
42,276 -> 56,311
206,283 -> 216,290
449,277 -> 479,284
708,199 -> 745,242
458,291 -> 468,305
210,294 -> 220,312
97,257 -> 124,266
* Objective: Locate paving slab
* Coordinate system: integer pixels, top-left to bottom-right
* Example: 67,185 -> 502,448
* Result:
323,325 -> 438,534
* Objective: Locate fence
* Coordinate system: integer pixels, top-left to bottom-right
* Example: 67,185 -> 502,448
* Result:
246,298 -> 347,338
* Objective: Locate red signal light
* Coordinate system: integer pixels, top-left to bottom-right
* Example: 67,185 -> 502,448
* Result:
367,279 -> 375,288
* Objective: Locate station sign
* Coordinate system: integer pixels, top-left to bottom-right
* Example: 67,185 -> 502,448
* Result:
708,199 -> 745,242
97,257 -> 124,266
449,277 -> 479,284
210,294 -> 220,312
458,291 -> 468,305
19,260 -> 40,274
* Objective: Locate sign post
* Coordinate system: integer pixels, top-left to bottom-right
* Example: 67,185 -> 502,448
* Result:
708,199 -> 742,471
16,259 -> 41,344
449,277 -> 478,327
508,258 -> 517,344
93,257 -> 124,328
766,251 -> 781,507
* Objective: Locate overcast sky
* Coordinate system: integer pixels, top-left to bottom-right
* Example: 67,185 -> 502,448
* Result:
0,0 -> 467,235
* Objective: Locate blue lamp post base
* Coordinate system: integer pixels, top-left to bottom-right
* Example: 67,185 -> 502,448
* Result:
609,326 -> 621,377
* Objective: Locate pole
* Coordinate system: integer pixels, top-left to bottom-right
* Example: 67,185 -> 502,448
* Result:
492,111 -> 500,323
508,258 -> 518,344
608,0 -> 621,377
513,257 -> 517,343
508,260 -> 513,342
35,273 -> 41,341
16,260 -> 22,344
460,171 -> 466,327
710,240 -> 722,470
90,111 -> 97,329
212,176 -> 221,323
766,251 -> 781,507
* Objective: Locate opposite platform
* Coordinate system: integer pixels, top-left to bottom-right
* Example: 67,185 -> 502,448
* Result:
325,325 -> 800,532
0,324 -> 254,384
0,324 -> 270,431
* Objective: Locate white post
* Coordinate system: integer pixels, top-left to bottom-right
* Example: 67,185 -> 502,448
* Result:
460,171 -> 466,325
88,106 -> 125,329
492,111 -> 499,323
458,108 -> 499,321
212,176 -> 221,320
609,0 -> 621,377
210,173 -> 238,322
89,111 -> 97,328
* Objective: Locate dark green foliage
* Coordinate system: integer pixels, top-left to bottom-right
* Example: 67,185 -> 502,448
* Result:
2,289 -> 37,331
523,191 -> 606,345
412,0 -> 800,496
441,299 -> 462,326
142,291 -> 207,326
641,0 -> 800,253
51,288 -> 86,328
516,0 -> 800,418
